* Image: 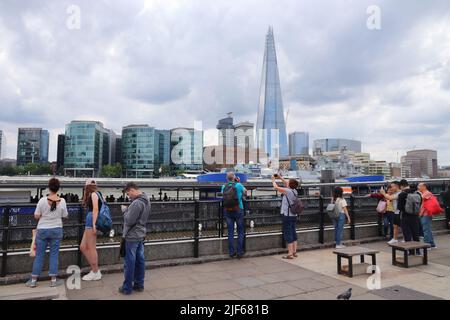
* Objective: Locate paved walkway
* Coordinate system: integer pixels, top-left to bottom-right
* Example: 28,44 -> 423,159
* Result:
2,234 -> 450,300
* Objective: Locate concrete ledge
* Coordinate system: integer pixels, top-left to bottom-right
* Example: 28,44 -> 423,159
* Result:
0,287 -> 60,300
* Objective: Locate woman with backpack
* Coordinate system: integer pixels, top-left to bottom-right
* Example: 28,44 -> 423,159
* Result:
272,174 -> 301,259
332,187 -> 351,249
80,179 -> 102,281
26,178 -> 68,288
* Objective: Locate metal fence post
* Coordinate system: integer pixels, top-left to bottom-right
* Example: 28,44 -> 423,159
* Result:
243,201 -> 247,253
77,205 -> 83,267
219,201 -> 223,238
193,200 -> 199,258
1,206 -> 10,277
319,196 -> 324,244
350,196 -> 356,240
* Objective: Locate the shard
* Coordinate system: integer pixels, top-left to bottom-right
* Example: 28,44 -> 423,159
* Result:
256,27 -> 289,158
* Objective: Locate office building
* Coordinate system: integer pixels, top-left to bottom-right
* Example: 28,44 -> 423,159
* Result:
256,27 -> 289,158
64,121 -> 111,177
289,132 -> 309,156
401,149 -> 438,178
171,127 -> 203,173
0,130 -> 5,159
56,134 -> 65,171
17,128 -> 49,166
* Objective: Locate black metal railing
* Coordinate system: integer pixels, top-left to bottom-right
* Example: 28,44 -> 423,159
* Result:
1,193 -> 448,277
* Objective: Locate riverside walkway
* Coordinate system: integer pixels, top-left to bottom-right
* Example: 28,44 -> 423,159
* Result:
1,234 -> 449,300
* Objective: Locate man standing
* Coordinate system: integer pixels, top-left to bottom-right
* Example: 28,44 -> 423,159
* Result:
119,182 -> 151,295
397,179 -> 422,255
221,172 -> 247,259
441,186 -> 450,229
418,183 -> 437,249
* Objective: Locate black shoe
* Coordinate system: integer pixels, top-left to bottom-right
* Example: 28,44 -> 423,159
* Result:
229,253 -> 237,258
237,253 -> 245,259
133,286 -> 144,292
118,286 -> 132,295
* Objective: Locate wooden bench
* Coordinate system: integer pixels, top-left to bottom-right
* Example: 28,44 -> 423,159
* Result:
389,241 -> 431,268
333,246 -> 380,278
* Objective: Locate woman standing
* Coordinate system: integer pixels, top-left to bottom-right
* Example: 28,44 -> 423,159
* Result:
80,179 -> 102,281
333,187 -> 351,249
272,174 -> 300,259
26,178 -> 68,287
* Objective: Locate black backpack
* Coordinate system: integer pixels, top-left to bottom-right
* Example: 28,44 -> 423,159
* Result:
285,189 -> 304,216
223,182 -> 240,211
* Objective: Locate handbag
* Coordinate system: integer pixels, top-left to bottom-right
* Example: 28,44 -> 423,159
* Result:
376,200 -> 387,214
29,229 -> 37,257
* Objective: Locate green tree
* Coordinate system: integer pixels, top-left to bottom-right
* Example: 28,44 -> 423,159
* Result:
159,165 -> 172,177
101,163 -> 123,178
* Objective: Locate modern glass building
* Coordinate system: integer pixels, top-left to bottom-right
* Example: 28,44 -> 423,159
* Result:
313,138 -> 362,155
256,27 -> 289,158
64,121 -> 111,177
289,132 -> 310,156
121,125 -> 171,178
56,134 -> 65,171
170,127 -> 203,173
16,128 -> 49,166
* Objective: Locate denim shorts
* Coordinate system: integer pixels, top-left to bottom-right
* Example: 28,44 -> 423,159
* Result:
282,215 -> 298,244
85,212 -> 93,229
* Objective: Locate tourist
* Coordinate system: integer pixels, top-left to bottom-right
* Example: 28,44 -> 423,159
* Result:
26,178 -> 68,288
272,174 -> 300,259
332,187 -> 351,249
119,182 -> 151,295
221,172 -> 247,259
418,183 -> 441,249
80,179 -> 102,281
442,185 -> 450,229
380,181 -> 402,244
397,179 -> 421,255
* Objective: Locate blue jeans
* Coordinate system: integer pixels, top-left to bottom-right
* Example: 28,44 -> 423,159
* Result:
383,212 -> 394,240
333,213 -> 346,245
224,209 -> 244,256
420,216 -> 435,247
31,228 -> 63,277
122,240 -> 146,294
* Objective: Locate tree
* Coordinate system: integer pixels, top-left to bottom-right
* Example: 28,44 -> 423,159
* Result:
159,165 -> 172,177
101,163 -> 123,178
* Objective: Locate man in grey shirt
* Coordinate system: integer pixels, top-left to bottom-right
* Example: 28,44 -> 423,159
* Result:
119,182 -> 151,295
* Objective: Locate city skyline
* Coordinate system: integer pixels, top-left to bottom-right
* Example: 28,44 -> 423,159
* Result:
1,1 -> 450,165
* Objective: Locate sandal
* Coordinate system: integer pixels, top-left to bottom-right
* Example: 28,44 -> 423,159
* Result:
293,253 -> 298,258
282,255 -> 294,259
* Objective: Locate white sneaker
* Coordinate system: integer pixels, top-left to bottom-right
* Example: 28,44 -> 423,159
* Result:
82,270 -> 102,281
388,239 -> 398,245
335,245 -> 346,249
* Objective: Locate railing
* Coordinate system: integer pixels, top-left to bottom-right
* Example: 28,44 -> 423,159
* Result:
1,194 -> 448,276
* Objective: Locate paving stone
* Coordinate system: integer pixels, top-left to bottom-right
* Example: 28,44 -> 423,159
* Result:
258,282 -> 303,298
233,276 -> 267,287
288,278 -> 332,292
234,287 -> 278,300
192,280 -> 244,296
195,292 -> 241,300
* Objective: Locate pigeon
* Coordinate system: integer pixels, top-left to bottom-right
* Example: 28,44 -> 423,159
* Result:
337,288 -> 352,300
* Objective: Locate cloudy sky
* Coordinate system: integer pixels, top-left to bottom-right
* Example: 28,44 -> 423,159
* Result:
1,0 -> 450,164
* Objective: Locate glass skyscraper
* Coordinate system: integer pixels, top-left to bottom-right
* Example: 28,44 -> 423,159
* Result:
256,27 -> 289,158
289,132 -> 310,156
17,128 -> 49,166
170,127 -> 203,173
121,125 -> 171,178
64,121 -> 111,177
